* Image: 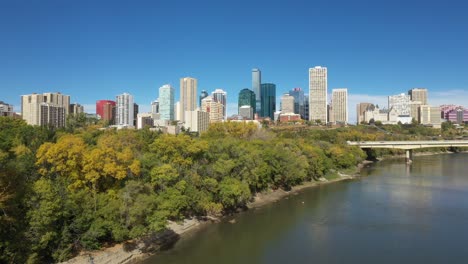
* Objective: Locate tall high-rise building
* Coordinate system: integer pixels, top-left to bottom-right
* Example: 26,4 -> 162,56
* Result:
388,93 -> 410,116
159,84 -> 174,121
304,94 -> 309,121
180,77 -> 197,122
356,103 -> 373,124
289,88 -> 305,119
408,88 -> 428,105
201,95 -> 224,123
40,103 -> 66,127
199,90 -> 209,108
260,83 -> 276,119
21,92 -> 70,127
309,66 -> 328,122
96,100 -> 116,124
331,88 -> 348,124
252,68 -> 261,115
238,88 -> 256,114
115,93 -> 134,126
212,89 -> 227,120
280,93 -> 295,114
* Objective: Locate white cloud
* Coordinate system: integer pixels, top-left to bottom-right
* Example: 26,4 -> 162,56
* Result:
430,89 -> 468,107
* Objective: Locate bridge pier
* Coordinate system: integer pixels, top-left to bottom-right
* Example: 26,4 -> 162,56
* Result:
405,149 -> 413,164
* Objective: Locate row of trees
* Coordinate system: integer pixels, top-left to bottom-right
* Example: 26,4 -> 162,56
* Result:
6,117 -> 453,263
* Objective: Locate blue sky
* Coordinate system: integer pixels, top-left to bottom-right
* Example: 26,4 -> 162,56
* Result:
1,0 -> 468,122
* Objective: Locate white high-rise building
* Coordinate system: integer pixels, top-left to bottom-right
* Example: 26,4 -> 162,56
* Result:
21,92 -> 70,127
159,84 -> 174,121
388,93 -> 411,116
116,93 -> 134,126
180,77 -> 197,122
184,110 -> 210,133
201,96 -> 224,123
280,93 -> 295,114
332,88 -> 348,124
175,101 -> 180,121
309,66 -> 328,122
212,89 -> 227,120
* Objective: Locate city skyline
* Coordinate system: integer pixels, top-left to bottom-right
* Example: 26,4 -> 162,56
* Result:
1,1 -> 468,123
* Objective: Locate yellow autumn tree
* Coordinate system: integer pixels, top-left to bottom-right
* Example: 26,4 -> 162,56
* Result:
36,134 -> 86,184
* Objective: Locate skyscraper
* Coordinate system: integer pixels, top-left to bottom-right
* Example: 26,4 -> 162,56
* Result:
199,90 -> 209,108
280,93 -> 295,114
238,88 -> 256,115
212,89 -> 227,120
260,83 -> 276,119
252,68 -> 261,115
289,88 -> 305,119
180,77 -> 197,122
201,96 -> 224,123
159,84 -> 174,121
309,66 -> 328,122
408,88 -> 428,105
115,93 -> 134,126
331,88 -> 348,124
21,92 -> 70,127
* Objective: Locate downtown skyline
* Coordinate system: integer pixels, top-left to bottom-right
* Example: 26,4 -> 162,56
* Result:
1,0 -> 468,123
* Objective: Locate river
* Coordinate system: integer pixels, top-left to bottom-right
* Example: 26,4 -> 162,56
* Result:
142,153 -> 468,264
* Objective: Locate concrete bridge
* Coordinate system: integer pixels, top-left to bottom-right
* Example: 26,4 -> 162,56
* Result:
347,140 -> 468,163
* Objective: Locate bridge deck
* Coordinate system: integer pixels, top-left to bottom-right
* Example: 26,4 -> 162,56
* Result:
347,140 -> 468,150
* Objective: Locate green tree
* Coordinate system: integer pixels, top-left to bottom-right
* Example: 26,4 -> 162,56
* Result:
218,177 -> 251,210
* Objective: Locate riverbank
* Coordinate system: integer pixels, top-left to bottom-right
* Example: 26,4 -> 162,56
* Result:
61,170 -> 361,264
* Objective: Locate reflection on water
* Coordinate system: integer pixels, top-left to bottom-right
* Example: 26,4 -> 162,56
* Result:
143,153 -> 468,264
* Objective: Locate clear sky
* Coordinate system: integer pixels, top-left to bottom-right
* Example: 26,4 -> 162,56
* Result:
1,0 -> 468,122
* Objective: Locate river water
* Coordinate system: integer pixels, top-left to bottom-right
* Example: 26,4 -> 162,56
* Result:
143,153 -> 468,264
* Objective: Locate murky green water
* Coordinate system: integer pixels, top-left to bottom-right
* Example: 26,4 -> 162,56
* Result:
142,153 -> 468,264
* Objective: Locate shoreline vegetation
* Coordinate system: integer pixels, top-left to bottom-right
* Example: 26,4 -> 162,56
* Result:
62,174 -> 360,264
1,116 -> 466,263
62,150 -> 465,264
